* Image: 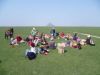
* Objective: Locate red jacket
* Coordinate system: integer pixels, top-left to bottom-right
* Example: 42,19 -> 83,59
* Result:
16,36 -> 22,42
28,41 -> 35,47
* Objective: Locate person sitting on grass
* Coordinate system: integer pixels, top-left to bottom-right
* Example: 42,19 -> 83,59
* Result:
57,42 -> 66,54
50,27 -> 56,37
86,35 -> 95,46
31,27 -> 37,36
40,37 -> 49,55
73,33 -> 78,41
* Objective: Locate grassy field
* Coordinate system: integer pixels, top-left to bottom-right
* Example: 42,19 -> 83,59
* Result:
0,27 -> 100,75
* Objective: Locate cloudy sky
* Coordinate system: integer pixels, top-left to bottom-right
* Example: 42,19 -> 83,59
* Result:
0,0 -> 100,26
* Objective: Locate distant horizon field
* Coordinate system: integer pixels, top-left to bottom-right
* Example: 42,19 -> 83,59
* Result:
0,27 -> 100,75
0,26 -> 100,27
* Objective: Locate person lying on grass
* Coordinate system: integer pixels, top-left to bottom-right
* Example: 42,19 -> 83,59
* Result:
25,42 -> 37,60
10,35 -> 25,46
65,39 -> 82,50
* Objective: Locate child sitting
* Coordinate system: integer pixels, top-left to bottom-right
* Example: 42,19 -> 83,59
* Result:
57,42 -> 66,54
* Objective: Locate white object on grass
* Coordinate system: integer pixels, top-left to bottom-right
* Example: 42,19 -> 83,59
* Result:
73,32 -> 100,39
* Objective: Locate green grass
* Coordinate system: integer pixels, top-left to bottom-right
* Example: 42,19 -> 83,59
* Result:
0,27 -> 100,75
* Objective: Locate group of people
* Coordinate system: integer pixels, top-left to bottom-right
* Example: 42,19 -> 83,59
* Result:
5,27 -> 95,60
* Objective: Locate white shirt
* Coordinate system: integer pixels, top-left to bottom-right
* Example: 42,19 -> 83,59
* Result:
30,47 -> 36,54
